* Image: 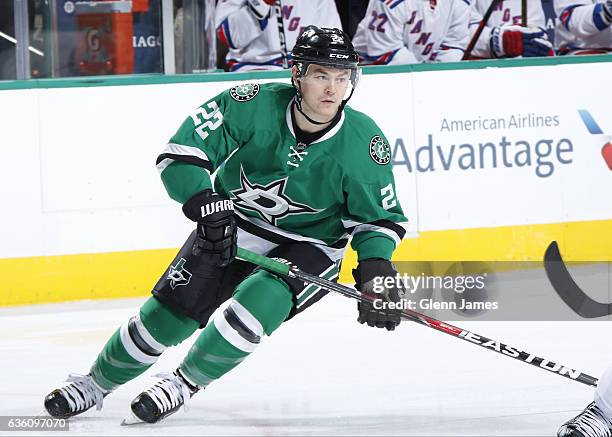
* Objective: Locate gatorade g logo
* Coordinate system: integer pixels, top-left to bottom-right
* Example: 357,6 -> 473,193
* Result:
86,29 -> 100,52
369,135 -> 391,165
167,258 -> 192,290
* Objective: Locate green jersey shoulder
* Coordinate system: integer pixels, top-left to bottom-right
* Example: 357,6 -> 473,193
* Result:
337,106 -> 394,184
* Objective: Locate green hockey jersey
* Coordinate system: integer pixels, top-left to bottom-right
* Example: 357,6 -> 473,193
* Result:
157,82 -> 408,262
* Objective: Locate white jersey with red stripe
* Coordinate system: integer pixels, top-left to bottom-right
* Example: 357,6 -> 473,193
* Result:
555,0 -> 612,54
215,0 -> 342,72
352,0 -> 471,65
468,0 -> 547,58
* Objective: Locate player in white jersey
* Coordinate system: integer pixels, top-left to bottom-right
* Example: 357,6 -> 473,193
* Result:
215,0 -> 342,71
352,0 -> 471,64
468,0 -> 554,58
555,0 -> 612,54
558,364 -> 612,436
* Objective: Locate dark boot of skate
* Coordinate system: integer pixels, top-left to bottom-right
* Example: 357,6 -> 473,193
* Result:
44,374 -> 108,418
128,370 -> 199,424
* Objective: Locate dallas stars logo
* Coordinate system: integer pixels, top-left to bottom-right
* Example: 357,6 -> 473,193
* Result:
230,166 -> 321,226
229,83 -> 260,102
167,258 -> 192,290
369,135 -> 391,165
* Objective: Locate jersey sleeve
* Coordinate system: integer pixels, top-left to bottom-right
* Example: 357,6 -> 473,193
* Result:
342,129 -> 409,261
433,0 -> 471,62
215,0 -> 268,51
556,0 -> 611,38
352,0 -> 410,65
156,90 -> 241,204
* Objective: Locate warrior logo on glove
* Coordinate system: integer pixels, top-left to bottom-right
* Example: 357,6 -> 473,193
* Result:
201,200 -> 234,218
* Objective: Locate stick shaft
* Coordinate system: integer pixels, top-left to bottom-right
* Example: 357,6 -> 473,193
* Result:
273,0 -> 289,68
237,247 -> 598,387
463,0 -> 503,60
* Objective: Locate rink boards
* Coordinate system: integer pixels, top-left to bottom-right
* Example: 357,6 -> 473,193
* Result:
0,57 -> 611,305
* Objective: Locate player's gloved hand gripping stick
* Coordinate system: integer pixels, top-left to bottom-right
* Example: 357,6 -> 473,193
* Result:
237,247 -> 598,388
353,259 -> 403,331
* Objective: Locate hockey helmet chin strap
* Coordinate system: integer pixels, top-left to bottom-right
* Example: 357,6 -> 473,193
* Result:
292,62 -> 360,126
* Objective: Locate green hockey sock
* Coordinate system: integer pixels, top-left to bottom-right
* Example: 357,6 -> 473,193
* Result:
179,270 -> 293,388
90,297 -> 199,391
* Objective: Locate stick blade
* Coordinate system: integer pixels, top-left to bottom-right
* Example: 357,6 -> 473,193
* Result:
544,241 -> 611,318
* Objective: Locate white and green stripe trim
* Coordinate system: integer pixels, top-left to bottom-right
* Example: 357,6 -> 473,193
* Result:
156,142 -> 211,174
296,262 -> 340,308
119,320 -> 159,364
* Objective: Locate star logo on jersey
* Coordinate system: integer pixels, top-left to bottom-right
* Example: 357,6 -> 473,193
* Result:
369,135 -> 391,165
229,83 -> 260,102
167,258 -> 192,290
230,166 -> 322,226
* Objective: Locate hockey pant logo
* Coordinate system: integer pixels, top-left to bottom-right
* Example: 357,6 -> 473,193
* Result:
167,258 -> 193,290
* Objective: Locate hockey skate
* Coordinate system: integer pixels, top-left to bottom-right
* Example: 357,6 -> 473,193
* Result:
44,373 -> 107,418
122,370 -> 199,425
558,402 -> 612,437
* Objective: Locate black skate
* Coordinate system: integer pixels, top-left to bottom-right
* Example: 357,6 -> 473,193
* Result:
123,370 -> 199,425
558,402 -> 612,437
44,373 -> 107,418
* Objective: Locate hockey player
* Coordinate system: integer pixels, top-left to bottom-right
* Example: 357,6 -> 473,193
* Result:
215,0 -> 342,71
554,0 -> 612,55
43,26 -> 409,424
351,0 -> 471,65
468,0 -> 554,58
558,365 -> 612,436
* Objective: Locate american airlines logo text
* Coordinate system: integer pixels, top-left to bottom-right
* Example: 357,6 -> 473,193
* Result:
201,200 -> 234,218
392,134 -> 574,178
329,53 -> 349,59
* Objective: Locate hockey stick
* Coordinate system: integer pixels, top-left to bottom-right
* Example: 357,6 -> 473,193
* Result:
544,241 -> 611,318
521,0 -> 527,26
273,0 -> 289,69
237,247 -> 598,387
463,0 -> 503,60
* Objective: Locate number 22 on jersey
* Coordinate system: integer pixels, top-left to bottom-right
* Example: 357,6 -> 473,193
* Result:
191,102 -> 224,141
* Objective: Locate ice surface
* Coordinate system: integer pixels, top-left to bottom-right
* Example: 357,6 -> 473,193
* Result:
0,293 -> 610,436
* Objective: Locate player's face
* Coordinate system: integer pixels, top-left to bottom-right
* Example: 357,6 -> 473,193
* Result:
297,65 -> 351,122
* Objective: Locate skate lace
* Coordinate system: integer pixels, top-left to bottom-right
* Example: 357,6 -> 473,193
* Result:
145,373 -> 192,414
59,373 -> 105,413
566,403 -> 612,437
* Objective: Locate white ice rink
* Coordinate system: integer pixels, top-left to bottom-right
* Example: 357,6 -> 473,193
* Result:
1,293 -> 610,436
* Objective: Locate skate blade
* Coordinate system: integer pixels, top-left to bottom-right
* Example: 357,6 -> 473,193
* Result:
120,412 -> 145,426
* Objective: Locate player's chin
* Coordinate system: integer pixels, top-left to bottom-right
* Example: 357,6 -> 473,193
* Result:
317,102 -> 340,117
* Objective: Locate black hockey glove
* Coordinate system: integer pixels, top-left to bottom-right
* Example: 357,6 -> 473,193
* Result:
182,189 -> 237,267
353,259 -> 404,331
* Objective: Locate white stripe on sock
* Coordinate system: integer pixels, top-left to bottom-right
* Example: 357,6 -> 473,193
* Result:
119,321 -> 159,364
